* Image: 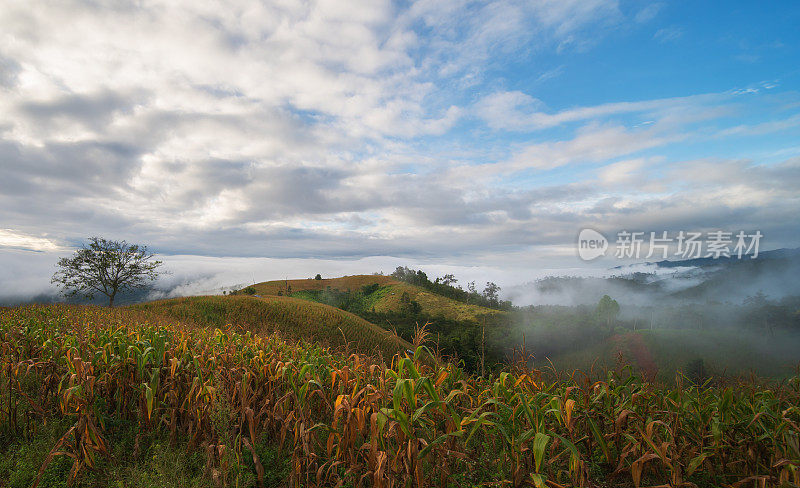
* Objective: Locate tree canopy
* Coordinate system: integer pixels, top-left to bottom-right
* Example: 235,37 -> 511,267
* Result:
390,266 -> 511,311
51,237 -> 162,306
596,294 -> 620,330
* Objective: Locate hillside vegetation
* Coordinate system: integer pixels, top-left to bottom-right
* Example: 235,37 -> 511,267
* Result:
492,298 -> 800,381
246,275 -> 800,380
130,295 -> 412,360
249,275 -> 509,372
371,281 -> 504,322
2,304 -> 799,487
252,274 -> 503,323
251,275 -> 395,296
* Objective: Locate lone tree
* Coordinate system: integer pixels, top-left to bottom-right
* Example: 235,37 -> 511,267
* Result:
596,294 -> 621,332
52,237 -> 162,306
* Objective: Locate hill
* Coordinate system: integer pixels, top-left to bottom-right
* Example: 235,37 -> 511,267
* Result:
252,274 -> 504,322
251,274 -> 396,295
506,247 -> 800,306
130,295 -> 412,359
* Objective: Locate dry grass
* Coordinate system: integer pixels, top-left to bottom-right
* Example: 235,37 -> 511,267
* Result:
251,274 -> 396,296
130,295 -> 412,359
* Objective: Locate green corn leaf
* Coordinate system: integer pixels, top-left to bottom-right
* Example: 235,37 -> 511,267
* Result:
530,473 -> 546,488
588,416 -> 611,464
687,452 -> 712,477
533,432 -> 550,473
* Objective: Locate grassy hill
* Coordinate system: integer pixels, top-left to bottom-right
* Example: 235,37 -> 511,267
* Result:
130,295 -> 412,359
248,275 -> 800,380
251,274 -> 395,295
371,281 -> 504,322
252,274 -> 504,322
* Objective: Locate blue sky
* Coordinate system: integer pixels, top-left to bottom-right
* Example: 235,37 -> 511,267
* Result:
0,0 -> 799,298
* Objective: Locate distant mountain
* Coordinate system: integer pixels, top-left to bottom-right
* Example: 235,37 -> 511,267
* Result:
662,248 -> 800,301
507,247 -> 800,306
651,247 -> 800,269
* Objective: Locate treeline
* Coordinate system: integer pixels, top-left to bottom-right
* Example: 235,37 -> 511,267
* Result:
290,272 -> 633,373
389,266 -> 512,310
361,309 -> 507,373
288,283 -> 655,374
620,293 -> 800,334
293,283 -> 509,373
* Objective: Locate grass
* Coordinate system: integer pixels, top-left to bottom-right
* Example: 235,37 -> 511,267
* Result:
130,294 -> 412,359
252,274 -> 505,323
0,414 -> 213,488
372,282 -> 504,322
286,284 -> 392,314
2,418 -> 76,488
251,274 -> 395,296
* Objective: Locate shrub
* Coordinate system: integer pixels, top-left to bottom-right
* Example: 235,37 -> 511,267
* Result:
685,357 -> 709,384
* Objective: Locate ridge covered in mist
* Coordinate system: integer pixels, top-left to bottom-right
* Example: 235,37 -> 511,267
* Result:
506,247 -> 800,307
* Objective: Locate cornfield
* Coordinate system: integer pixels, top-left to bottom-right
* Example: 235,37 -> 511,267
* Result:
2,304 -> 799,487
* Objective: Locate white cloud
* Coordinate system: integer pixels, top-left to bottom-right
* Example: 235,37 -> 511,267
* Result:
597,158 -> 649,185
634,3 -> 663,23
0,229 -> 65,252
0,0 -> 798,292
653,26 -> 683,43
505,123 -> 673,171
474,90 -> 726,131
716,113 -> 800,137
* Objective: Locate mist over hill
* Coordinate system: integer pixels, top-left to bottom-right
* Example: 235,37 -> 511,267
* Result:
7,247 -> 800,311
505,247 -> 800,307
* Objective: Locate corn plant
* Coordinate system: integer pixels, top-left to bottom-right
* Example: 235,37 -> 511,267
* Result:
1,304 -> 798,487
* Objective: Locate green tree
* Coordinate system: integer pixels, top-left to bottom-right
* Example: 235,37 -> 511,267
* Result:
51,237 -> 162,307
596,295 -> 620,331
399,291 -> 421,315
482,282 -> 500,305
436,274 -> 457,286
314,274 -> 322,280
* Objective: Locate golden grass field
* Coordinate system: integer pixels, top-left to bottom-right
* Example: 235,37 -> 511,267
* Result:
251,275 -> 396,295
131,294 -> 413,359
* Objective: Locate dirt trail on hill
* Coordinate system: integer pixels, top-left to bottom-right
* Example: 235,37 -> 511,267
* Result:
611,333 -> 658,380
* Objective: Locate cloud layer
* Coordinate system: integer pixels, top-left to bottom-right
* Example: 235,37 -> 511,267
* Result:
1,0 -> 799,295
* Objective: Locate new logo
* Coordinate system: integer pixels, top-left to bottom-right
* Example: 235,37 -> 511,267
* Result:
577,228 -> 608,261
